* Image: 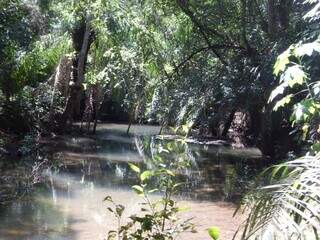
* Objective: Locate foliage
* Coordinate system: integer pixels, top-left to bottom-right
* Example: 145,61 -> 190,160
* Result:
208,226 -> 220,240
238,1 -> 320,239
237,155 -> 320,240
18,83 -> 65,133
105,143 -> 196,240
269,1 -> 320,151
0,0 -> 310,152
0,0 -> 48,98
270,39 -> 320,147
13,34 -> 72,90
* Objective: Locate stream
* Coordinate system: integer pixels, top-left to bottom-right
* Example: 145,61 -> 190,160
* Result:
0,124 -> 262,240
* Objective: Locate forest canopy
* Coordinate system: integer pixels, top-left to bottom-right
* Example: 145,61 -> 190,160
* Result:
1,0 -> 313,156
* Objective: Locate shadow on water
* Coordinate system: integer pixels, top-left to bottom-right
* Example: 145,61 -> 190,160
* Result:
0,123 -> 263,240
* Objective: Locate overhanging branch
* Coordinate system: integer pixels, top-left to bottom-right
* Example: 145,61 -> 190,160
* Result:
176,0 -> 232,65
172,44 -> 244,75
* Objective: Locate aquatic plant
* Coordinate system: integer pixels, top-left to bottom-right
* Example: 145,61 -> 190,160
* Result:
105,143 -> 196,240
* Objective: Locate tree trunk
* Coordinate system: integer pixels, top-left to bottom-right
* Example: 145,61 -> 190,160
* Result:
74,15 -> 91,119
260,104 -> 275,157
60,15 -> 91,130
248,106 -> 262,139
49,56 -> 72,126
221,108 -> 237,137
267,0 -> 277,39
92,84 -> 104,134
279,0 -> 292,31
92,109 -> 99,134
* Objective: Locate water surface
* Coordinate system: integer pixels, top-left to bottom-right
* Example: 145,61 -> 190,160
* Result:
0,124 -> 262,240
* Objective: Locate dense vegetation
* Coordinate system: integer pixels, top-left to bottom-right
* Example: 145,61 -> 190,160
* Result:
0,0 -> 308,155
0,0 -> 320,239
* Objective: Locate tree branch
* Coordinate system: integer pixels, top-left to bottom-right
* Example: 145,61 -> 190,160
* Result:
172,44 -> 244,75
176,0 -> 232,65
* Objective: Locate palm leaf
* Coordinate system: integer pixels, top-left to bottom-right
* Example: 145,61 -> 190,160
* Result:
237,154 -> 320,240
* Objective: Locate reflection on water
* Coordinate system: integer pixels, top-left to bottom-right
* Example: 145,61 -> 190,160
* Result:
0,124 -> 262,240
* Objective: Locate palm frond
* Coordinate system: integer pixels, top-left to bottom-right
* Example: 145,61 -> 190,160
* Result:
238,154 -> 320,240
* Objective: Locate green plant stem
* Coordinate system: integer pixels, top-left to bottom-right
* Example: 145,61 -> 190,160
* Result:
162,182 -> 172,232
144,195 -> 162,232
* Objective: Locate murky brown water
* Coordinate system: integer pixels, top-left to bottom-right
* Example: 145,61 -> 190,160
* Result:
0,124 -> 261,240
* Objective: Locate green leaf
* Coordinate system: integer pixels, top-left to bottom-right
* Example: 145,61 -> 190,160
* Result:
116,204 -> 125,217
283,65 -> 306,87
132,185 -> 144,196
293,103 -> 305,122
269,82 -> 288,102
274,48 -> 291,76
129,163 -> 140,173
273,94 -> 293,111
104,196 -> 113,202
208,226 -> 220,240
164,63 -> 173,74
177,206 -> 191,212
148,188 -> 159,193
294,41 -> 320,57
140,170 -> 153,182
164,169 -> 175,176
302,124 -> 309,140
107,230 -> 117,240
291,99 -> 318,123
311,141 -> 320,153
